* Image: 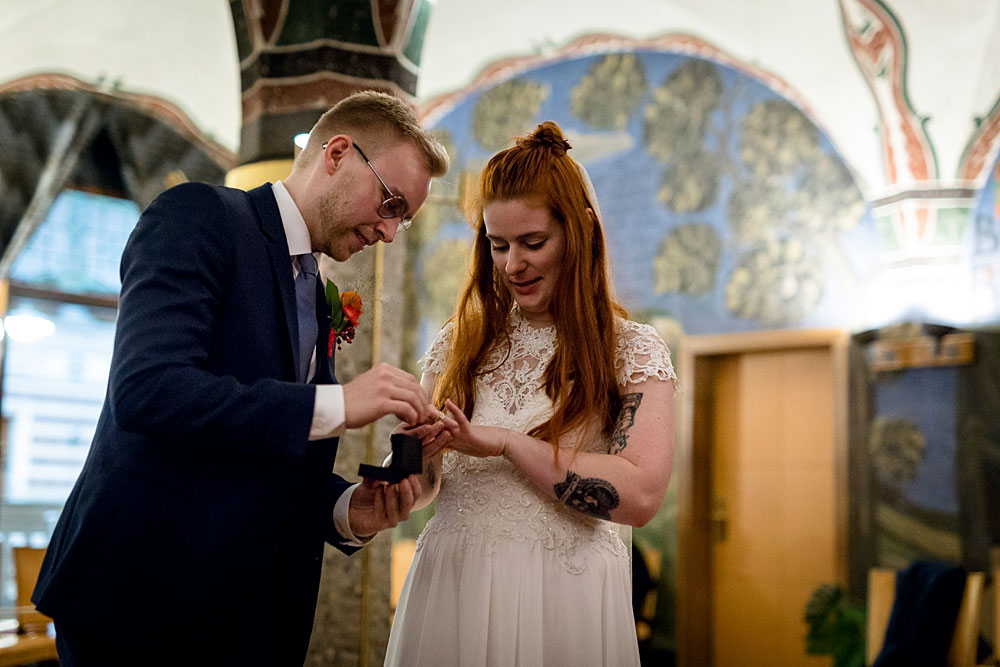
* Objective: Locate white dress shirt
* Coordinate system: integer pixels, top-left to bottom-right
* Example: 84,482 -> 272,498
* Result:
272,180 -> 370,546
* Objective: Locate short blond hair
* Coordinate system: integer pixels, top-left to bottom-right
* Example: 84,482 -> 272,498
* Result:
296,91 -> 448,177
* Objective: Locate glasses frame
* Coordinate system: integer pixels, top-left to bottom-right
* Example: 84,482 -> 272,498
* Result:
321,139 -> 413,231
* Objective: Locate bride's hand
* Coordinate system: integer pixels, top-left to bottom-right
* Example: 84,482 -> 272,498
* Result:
396,420 -> 452,459
440,399 -> 507,458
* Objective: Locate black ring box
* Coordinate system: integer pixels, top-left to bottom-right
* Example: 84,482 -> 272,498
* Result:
357,433 -> 423,483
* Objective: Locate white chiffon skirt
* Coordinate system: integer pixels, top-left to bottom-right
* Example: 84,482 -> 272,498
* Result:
384,529 -> 640,667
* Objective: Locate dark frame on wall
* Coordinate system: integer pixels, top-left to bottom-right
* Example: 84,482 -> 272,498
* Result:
847,324 -> 1000,603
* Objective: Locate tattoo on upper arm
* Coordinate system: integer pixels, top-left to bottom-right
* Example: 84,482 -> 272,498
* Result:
609,392 -> 643,455
553,471 -> 620,520
427,461 -> 437,487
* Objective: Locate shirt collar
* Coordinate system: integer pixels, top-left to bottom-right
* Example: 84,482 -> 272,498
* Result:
272,180 -> 312,257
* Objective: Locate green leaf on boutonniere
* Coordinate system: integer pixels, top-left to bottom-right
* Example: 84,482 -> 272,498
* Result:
325,279 -> 345,331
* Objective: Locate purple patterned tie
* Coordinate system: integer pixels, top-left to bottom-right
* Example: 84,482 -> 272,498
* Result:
295,253 -> 318,382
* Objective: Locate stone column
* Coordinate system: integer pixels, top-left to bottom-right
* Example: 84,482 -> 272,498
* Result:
225,1 -> 435,664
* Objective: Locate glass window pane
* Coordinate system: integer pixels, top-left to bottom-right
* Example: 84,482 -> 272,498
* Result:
0,188 -> 133,611
10,189 -> 138,296
0,297 -> 117,607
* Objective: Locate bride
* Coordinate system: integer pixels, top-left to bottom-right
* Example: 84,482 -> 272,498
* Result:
385,121 -> 677,666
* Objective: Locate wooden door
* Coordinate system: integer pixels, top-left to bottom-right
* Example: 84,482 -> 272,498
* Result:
677,330 -> 849,667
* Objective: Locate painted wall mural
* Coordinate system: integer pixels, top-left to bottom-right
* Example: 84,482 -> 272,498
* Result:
971,154 -> 1000,321
409,47 -> 882,370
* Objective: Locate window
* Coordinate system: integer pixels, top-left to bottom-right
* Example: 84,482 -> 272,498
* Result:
0,189 -> 137,607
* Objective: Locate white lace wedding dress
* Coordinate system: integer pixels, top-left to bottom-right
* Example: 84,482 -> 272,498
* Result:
384,308 -> 677,667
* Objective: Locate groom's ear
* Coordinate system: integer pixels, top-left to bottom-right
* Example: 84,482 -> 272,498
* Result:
323,135 -> 352,175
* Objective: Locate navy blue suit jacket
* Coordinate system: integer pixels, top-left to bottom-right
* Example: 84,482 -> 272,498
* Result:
33,183 -> 356,665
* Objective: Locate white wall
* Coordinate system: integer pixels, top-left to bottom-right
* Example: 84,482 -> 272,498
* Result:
0,0 -> 996,194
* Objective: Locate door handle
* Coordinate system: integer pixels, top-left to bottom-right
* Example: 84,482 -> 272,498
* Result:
710,497 -> 729,542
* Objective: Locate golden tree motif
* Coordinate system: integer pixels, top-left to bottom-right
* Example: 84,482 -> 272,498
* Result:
726,178 -> 792,243
426,127 -> 460,203
643,59 -> 723,163
654,223 -> 721,295
422,238 -> 474,326
725,237 -> 823,325
657,149 -> 721,213
570,53 -> 648,130
793,154 -> 866,235
868,417 -> 926,486
471,79 -> 550,151
739,99 -> 821,178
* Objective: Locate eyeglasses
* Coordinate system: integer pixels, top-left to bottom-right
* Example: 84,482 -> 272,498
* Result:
322,140 -> 413,231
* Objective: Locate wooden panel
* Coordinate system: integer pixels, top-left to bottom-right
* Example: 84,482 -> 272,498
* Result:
0,632 -> 58,666
12,547 -> 50,632
951,572 -> 983,667
678,329 -> 849,667
676,355 -> 716,666
995,567 -> 1000,664
866,568 -> 897,665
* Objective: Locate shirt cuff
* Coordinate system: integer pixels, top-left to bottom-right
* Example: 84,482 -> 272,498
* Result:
310,384 -> 346,440
333,483 -> 375,547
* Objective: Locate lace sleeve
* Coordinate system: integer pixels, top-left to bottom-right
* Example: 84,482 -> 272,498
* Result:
419,320 -> 455,375
614,319 -> 679,389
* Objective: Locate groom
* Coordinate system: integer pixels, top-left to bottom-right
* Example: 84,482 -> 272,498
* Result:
32,91 -> 449,665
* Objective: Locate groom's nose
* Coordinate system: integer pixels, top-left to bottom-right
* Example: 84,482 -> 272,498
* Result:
375,219 -> 397,244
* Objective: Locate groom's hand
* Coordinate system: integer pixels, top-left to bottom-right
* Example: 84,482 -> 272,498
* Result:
342,363 -> 438,428
348,474 -> 422,538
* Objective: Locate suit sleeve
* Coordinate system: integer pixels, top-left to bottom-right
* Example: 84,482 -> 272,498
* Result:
107,183 -> 315,458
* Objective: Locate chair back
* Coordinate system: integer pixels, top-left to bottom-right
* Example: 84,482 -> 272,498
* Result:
12,547 -> 51,633
994,567 -> 1000,664
866,567 -> 984,667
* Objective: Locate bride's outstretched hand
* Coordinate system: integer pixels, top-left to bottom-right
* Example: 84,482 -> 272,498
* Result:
396,420 -> 451,459
441,399 -> 507,458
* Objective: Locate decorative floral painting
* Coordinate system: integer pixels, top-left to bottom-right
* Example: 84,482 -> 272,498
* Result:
409,49 -> 883,375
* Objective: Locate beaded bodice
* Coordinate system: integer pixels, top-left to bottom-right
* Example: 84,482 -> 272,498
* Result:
416,309 -> 677,574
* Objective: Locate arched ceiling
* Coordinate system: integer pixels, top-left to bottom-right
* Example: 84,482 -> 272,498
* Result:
0,0 -> 997,195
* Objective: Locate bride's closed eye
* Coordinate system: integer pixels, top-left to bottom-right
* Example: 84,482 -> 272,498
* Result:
491,240 -> 546,251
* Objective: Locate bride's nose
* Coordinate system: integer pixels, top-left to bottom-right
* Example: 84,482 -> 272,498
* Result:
505,246 -> 527,275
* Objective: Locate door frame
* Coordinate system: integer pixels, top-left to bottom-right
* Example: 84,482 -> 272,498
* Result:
675,329 -> 851,667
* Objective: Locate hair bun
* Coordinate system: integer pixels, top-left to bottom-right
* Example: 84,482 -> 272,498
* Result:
517,121 -> 572,155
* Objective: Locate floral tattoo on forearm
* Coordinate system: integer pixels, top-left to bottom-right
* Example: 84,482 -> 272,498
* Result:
554,471 -> 620,520
609,392 -> 643,455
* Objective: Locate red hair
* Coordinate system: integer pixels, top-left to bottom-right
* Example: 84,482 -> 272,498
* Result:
433,121 -> 626,455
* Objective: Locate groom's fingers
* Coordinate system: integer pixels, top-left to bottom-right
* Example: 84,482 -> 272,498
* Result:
374,364 -> 436,422
400,475 -> 420,512
373,484 -> 386,519
382,477 -> 420,527
383,483 -> 401,524
344,363 -> 437,428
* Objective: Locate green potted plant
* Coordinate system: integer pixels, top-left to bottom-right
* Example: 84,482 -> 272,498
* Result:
804,583 -> 867,667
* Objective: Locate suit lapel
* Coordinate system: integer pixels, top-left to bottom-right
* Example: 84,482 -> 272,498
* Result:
247,184 -> 300,382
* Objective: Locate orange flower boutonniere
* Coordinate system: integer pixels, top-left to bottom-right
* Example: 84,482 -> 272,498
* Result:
325,279 -> 363,356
